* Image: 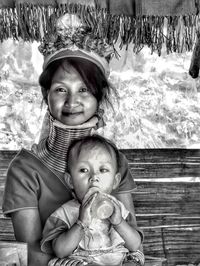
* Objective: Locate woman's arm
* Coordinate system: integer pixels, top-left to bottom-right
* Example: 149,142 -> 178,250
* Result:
11,209 -> 53,266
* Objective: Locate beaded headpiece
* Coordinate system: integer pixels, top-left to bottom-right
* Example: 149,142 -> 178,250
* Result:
38,13 -> 115,76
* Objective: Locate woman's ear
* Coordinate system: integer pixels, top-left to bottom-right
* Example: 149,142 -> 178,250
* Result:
112,173 -> 121,190
64,172 -> 74,189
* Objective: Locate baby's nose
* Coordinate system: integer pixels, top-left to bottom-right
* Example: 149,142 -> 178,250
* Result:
90,174 -> 99,183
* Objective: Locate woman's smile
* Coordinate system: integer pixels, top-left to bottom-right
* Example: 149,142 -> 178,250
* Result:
62,110 -> 83,117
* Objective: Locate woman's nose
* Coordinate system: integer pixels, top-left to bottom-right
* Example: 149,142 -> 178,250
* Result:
65,92 -> 78,108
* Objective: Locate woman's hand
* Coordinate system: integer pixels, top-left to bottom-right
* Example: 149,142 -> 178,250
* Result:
79,187 -> 99,227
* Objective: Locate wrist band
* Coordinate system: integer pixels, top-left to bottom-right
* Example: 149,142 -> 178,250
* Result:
76,220 -> 88,231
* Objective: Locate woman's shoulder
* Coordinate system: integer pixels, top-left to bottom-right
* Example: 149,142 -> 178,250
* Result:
8,147 -> 50,175
15,147 -> 36,158
10,148 -> 42,167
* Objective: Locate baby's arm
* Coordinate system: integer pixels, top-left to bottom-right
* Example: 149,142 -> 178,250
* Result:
52,190 -> 98,258
52,222 -> 84,258
112,217 -> 141,251
105,194 -> 142,252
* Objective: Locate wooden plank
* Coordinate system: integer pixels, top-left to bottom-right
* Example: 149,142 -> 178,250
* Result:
0,151 -> 17,193
137,216 -> 200,228
135,205 -> 200,216
130,167 -> 200,180
132,182 -> 200,215
2,149 -> 200,166
1,149 -> 200,163
0,151 -> 16,242
0,216 -> 15,241
142,227 -> 200,266
121,149 -> 200,163
0,150 -> 17,159
160,227 -> 200,266
129,163 -> 200,179
134,182 -> 200,199
122,149 -> 200,180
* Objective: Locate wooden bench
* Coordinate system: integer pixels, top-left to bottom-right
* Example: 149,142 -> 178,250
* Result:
0,149 -> 200,266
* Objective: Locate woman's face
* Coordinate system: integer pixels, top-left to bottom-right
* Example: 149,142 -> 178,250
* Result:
48,63 -> 98,126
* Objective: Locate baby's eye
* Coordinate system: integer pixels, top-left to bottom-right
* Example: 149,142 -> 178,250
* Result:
56,87 -> 67,93
79,168 -> 88,173
100,168 -> 109,173
79,87 -> 88,93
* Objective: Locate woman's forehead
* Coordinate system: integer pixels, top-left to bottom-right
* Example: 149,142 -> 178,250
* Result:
51,64 -> 83,83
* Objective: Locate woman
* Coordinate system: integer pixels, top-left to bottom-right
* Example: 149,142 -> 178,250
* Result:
3,14 -> 140,266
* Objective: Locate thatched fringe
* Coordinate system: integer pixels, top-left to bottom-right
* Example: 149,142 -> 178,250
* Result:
16,4 -> 57,41
195,0 -> 200,15
189,30 -> 200,78
0,3 -> 199,55
0,4 -> 56,41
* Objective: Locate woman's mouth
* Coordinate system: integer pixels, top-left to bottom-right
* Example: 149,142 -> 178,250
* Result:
62,111 -> 83,117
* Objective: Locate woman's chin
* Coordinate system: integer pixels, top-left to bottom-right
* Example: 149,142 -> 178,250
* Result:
60,115 -> 87,126
60,118 -> 84,126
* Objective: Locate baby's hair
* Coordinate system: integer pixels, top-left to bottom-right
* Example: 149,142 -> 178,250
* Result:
39,57 -> 117,108
67,134 -> 120,172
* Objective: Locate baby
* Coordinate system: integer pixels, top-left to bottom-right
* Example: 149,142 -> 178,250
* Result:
41,135 -> 144,266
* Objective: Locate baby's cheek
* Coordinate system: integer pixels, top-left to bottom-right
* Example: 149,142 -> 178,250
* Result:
75,183 -> 88,199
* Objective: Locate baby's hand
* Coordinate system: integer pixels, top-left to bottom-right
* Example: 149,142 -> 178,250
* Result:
79,187 -> 99,227
101,193 -> 123,225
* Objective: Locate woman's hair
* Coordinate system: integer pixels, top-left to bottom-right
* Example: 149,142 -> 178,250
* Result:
67,134 -> 120,171
39,57 -> 115,107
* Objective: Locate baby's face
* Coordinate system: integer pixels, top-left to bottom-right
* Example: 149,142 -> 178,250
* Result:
69,146 -> 118,201
48,64 -> 97,126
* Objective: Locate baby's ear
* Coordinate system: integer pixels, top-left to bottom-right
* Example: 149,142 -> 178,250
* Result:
112,173 -> 121,190
64,172 -> 74,189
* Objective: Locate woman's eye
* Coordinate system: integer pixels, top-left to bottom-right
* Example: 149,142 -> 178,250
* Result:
80,168 -> 88,173
79,87 -> 88,93
56,87 -> 67,93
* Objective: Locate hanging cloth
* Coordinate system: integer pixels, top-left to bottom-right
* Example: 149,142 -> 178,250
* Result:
0,0 -> 199,55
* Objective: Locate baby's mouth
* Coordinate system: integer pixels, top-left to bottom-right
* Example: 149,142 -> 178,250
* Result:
89,183 -> 100,189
